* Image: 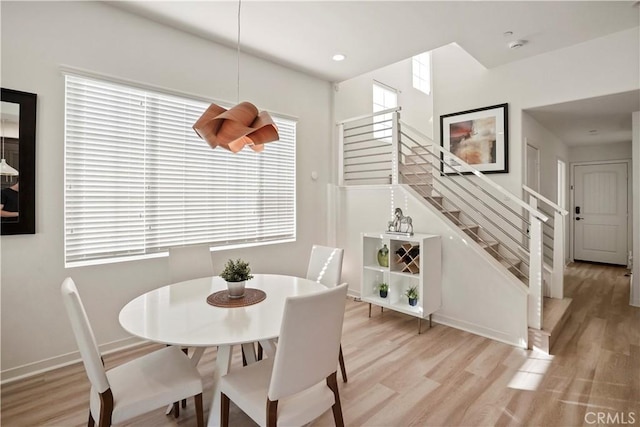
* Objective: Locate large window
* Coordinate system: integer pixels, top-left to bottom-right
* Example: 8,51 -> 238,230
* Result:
412,52 -> 431,95
372,81 -> 398,141
64,74 -> 296,266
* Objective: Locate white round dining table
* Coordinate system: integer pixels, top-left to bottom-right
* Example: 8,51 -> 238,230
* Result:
119,273 -> 328,426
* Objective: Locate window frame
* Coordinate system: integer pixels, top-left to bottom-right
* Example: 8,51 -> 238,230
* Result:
63,71 -> 296,267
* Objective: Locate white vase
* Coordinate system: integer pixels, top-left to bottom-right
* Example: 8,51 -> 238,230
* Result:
227,280 -> 246,299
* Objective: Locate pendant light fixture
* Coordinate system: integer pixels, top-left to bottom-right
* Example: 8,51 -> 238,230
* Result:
0,119 -> 19,176
193,0 -> 279,153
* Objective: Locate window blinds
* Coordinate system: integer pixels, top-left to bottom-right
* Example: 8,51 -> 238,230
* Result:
64,74 -> 296,266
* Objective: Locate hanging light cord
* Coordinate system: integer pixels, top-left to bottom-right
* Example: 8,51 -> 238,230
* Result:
1,119 -> 5,158
236,0 -> 241,103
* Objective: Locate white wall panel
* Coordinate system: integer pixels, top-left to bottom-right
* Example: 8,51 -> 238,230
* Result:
336,185 -> 529,348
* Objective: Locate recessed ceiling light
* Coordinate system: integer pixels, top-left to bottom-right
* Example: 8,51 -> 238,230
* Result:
503,31 -> 513,37
508,40 -> 526,49
332,54 -> 346,62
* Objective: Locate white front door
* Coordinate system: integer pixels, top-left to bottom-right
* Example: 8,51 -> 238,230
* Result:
574,162 -> 628,265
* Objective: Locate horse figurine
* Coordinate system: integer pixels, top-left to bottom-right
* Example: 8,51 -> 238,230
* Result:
387,208 -> 413,235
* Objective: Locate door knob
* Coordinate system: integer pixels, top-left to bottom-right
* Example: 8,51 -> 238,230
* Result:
576,217 -> 583,221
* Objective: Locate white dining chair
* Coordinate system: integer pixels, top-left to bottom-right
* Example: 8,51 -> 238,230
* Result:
169,244 -> 214,283
306,245 -> 348,382
61,277 -> 205,427
306,245 -> 344,288
220,283 -> 348,427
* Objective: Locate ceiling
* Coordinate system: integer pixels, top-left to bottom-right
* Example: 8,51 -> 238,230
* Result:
107,1 -> 639,83
107,1 -> 640,147
526,90 -> 640,147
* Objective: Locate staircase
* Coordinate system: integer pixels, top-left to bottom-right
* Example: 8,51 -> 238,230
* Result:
338,108 -> 572,353
400,149 -> 529,285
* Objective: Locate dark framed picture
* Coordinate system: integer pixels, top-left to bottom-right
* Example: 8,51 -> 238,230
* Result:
440,103 -> 508,174
1,88 -> 37,235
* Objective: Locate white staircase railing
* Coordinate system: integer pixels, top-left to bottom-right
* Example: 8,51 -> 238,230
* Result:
338,110 -> 565,331
523,185 -> 569,299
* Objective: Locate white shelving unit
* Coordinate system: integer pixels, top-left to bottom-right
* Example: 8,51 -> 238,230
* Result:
361,232 -> 442,333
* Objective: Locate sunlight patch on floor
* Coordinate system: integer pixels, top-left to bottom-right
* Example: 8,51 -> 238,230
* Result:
507,351 -> 554,391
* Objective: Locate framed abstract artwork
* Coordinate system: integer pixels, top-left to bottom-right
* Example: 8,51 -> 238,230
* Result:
440,103 -> 508,174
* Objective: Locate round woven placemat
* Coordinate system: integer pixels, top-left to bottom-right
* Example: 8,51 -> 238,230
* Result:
206,288 -> 266,308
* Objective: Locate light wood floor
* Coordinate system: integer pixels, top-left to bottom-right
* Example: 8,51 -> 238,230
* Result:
2,262 -> 638,426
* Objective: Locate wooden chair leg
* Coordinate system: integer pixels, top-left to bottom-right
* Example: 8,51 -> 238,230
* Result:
242,347 -> 248,366
327,372 -> 344,427
181,348 -> 188,408
257,342 -> 263,360
98,389 -> 114,427
221,393 -> 230,427
172,401 -> 179,418
87,411 -> 95,427
266,398 -> 278,427
338,344 -> 348,383
194,393 -> 204,427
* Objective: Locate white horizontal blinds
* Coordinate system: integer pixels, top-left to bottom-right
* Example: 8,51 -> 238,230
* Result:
255,119 -> 296,241
143,92 -> 222,249
65,75 -> 147,263
64,73 -> 296,265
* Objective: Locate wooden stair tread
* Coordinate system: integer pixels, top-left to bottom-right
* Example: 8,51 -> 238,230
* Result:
459,224 -> 479,231
528,297 -> 573,353
540,297 -> 573,333
479,240 -> 498,249
499,258 -> 521,268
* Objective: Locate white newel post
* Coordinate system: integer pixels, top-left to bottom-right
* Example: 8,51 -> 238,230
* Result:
391,111 -> 399,185
528,197 -> 543,330
338,123 -> 345,186
552,210 -> 565,299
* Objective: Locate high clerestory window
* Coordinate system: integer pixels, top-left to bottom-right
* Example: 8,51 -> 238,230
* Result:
412,52 -> 431,95
64,73 -> 296,267
372,81 -> 398,141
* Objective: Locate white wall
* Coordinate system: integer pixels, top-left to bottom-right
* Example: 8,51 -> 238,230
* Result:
522,112 -> 571,264
433,28 -> 640,197
336,185 -> 529,347
0,1 -> 332,379
432,29 -> 638,306
569,141 -> 632,163
522,112 -> 570,203
334,57 -> 434,138
632,112 -> 639,307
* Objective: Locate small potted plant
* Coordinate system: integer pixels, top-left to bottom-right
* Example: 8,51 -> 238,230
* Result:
378,283 -> 389,298
405,286 -> 418,306
220,258 -> 254,299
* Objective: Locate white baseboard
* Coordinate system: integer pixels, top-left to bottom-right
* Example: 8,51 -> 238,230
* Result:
1,336 -> 145,385
432,312 -> 527,349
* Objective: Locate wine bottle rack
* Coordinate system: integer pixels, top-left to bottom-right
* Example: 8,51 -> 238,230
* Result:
395,243 -> 420,274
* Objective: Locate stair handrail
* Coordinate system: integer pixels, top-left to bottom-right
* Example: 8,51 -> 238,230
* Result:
400,121 -> 549,223
338,106 -> 402,126
522,185 -> 569,216
522,185 -> 567,299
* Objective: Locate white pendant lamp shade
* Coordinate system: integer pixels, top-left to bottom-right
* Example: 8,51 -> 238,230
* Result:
0,158 -> 19,176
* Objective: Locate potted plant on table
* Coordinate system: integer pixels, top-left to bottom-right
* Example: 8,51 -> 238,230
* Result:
405,286 -> 419,306
220,258 -> 254,299
378,283 -> 389,298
